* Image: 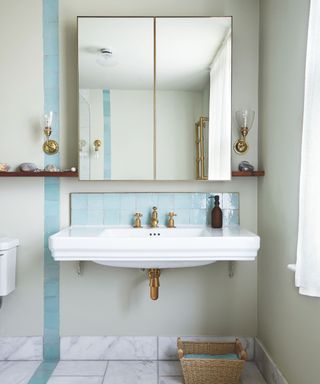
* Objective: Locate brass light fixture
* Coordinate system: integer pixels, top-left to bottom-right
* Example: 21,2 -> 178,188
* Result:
93,139 -> 102,152
233,109 -> 255,155
43,111 -> 59,155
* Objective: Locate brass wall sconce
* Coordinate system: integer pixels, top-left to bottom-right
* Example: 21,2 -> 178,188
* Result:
233,109 -> 255,155
42,112 -> 59,155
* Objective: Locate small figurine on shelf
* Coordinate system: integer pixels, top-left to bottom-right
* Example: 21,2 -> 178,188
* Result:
238,161 -> 254,172
19,163 -> 39,172
44,164 -> 59,172
0,163 -> 10,172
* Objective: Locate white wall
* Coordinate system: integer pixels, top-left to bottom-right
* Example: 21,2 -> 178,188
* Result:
110,90 -> 154,180
0,0 -> 259,337
88,90 -> 105,179
156,90 -> 201,180
258,0 -> 317,383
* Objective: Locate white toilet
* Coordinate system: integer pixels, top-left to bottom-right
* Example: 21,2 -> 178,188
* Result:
0,237 -> 19,296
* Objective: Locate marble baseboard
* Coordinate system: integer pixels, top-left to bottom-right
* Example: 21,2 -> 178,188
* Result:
60,336 -> 254,361
254,338 -> 288,384
0,337 -> 43,361
60,337 -> 157,361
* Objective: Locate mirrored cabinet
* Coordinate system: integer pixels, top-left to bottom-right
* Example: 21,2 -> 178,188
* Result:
78,16 -> 232,181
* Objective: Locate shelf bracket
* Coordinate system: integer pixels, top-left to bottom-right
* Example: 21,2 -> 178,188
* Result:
77,261 -> 83,276
228,261 -> 235,278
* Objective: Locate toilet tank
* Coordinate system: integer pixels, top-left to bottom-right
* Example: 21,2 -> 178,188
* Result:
0,237 -> 19,296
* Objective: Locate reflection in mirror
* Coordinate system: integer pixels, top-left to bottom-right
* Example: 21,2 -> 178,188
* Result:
78,17 -> 154,180
156,17 -> 232,180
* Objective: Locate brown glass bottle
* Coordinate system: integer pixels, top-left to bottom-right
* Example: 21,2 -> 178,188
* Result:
211,195 -> 223,228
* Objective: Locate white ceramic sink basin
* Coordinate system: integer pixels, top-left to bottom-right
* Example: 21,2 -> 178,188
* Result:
49,225 -> 260,269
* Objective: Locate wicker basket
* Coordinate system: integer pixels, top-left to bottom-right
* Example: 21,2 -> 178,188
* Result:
177,338 -> 247,384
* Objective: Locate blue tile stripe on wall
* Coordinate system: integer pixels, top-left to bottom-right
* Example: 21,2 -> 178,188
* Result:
103,90 -> 111,179
71,193 -> 240,227
29,0 -> 60,382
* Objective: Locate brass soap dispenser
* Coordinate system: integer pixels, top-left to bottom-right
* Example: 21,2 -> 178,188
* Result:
210,195 -> 223,228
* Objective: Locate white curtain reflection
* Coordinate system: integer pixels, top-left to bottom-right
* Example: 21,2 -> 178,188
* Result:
295,0 -> 320,297
208,31 -> 232,180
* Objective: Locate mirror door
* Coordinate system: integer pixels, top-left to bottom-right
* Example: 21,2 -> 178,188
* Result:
155,17 -> 232,180
78,17 -> 154,180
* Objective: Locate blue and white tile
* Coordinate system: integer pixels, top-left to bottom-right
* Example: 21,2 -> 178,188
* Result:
174,209 -> 190,225
88,194 -> 104,210
222,193 -> 239,210
120,210 -> 135,226
189,209 -> 207,225
0,361 -> 41,384
0,337 -> 43,360
88,210 -> 104,225
136,193 -> 156,212
120,194 -> 136,211
191,193 -> 207,209
52,361 -> 108,376
103,210 -> 120,225
174,194 -> 192,209
223,209 -> 240,226
61,337 -> 157,361
158,194 -> 175,211
103,361 -> 157,384
255,339 -> 287,384
71,210 -> 88,226
48,377 -> 103,384
103,194 -> 121,210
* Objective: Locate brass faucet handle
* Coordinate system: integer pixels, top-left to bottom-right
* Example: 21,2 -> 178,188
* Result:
133,212 -> 143,228
167,212 -> 177,228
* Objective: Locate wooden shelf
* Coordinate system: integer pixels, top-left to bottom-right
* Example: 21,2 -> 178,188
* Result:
0,171 -> 79,177
0,171 -> 264,178
232,171 -> 265,177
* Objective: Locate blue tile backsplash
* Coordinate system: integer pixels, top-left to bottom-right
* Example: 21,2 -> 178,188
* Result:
71,193 -> 239,227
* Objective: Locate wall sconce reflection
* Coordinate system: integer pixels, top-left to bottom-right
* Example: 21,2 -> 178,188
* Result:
43,111 -> 59,155
79,139 -> 88,158
93,139 -> 102,159
233,109 -> 255,155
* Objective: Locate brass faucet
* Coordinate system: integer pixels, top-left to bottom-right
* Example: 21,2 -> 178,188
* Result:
150,207 -> 159,228
167,212 -> 177,228
133,212 -> 143,228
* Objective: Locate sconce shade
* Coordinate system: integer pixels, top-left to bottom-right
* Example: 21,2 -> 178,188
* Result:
235,109 -> 255,129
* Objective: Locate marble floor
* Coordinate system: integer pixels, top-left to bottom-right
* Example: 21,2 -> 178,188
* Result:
0,360 -> 266,384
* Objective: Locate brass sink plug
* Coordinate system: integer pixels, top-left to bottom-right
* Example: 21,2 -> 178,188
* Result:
148,269 -> 160,300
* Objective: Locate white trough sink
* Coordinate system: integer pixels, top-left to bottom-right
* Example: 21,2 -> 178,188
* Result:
49,225 -> 260,269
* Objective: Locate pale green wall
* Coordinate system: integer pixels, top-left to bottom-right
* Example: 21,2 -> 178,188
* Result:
0,0 -> 44,336
59,0 -> 259,336
0,0 -> 259,337
257,1 -> 320,383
